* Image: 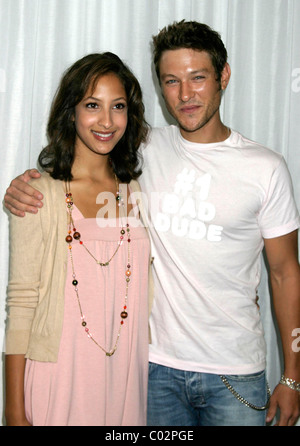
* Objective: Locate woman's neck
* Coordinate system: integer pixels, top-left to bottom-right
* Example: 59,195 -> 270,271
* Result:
71,152 -> 114,182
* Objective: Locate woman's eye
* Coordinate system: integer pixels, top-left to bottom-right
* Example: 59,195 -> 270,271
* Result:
114,103 -> 127,110
86,102 -> 98,108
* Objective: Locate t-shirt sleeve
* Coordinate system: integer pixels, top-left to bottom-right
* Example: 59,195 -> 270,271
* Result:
258,157 -> 300,239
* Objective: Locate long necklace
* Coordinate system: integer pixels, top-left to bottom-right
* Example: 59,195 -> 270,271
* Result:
64,176 -> 132,356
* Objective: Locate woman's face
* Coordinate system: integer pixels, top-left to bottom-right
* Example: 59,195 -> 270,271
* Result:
73,73 -> 128,157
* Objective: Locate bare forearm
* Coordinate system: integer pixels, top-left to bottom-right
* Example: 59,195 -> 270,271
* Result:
5,354 -> 31,426
264,232 -> 300,425
266,273 -> 300,425
271,273 -> 300,380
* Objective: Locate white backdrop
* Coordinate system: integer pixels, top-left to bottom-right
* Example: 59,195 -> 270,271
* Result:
0,0 -> 299,425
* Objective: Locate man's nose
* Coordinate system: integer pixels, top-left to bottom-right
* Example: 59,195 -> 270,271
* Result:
179,81 -> 194,102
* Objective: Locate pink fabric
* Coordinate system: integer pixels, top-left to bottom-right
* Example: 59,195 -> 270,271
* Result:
24,206 -> 150,426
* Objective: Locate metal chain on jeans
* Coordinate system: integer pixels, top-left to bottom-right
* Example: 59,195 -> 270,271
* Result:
219,375 -> 271,411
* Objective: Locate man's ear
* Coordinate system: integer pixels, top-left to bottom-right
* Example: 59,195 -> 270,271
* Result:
221,63 -> 231,91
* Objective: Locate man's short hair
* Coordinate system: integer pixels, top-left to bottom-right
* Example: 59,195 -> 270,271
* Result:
152,20 -> 228,84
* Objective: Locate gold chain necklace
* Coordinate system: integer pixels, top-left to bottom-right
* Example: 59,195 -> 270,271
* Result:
64,177 -> 132,356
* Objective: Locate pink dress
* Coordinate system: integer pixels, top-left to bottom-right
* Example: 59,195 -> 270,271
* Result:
24,205 -> 150,426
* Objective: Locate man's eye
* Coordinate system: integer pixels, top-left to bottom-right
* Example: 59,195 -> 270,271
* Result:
165,79 -> 177,85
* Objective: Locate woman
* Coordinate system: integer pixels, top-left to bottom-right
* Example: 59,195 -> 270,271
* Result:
5,52 -> 150,426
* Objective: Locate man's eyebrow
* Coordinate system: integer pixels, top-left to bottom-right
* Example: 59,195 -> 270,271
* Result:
189,69 -> 210,75
161,69 -> 210,79
160,73 -> 177,79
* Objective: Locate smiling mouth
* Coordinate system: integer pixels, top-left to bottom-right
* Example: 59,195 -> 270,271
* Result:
92,130 -> 115,141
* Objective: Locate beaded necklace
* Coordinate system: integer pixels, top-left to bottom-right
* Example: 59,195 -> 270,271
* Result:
65,176 -> 131,356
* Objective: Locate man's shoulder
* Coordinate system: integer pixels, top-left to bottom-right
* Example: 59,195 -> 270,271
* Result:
150,124 -> 177,138
142,125 -> 178,150
233,130 -> 276,152
231,130 -> 283,164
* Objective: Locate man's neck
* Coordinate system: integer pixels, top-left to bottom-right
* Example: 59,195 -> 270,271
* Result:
179,123 -> 230,144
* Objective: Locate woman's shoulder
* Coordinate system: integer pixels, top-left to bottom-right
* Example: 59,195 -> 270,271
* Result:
129,179 -> 141,193
27,172 -> 66,220
28,171 -> 65,196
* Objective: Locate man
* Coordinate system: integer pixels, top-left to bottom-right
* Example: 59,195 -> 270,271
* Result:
4,21 -> 300,426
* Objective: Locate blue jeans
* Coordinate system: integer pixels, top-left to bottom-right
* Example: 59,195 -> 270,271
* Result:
147,363 -> 268,426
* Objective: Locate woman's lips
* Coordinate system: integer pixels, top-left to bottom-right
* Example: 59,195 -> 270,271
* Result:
92,130 -> 115,141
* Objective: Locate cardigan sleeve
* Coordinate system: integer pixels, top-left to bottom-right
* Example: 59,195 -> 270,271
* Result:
129,180 -> 154,320
5,183 -> 47,354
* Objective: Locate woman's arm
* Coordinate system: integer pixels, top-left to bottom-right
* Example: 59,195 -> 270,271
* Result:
5,354 -> 31,426
5,178 -> 47,426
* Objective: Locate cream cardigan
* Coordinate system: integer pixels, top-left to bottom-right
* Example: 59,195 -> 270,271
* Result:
6,172 -> 152,362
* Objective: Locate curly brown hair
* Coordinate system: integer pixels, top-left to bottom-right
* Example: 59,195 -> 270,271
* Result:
38,52 -> 149,182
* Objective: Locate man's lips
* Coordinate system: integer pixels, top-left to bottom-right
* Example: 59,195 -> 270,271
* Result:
180,105 -> 201,114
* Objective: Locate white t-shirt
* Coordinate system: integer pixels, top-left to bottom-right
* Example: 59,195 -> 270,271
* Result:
138,126 -> 300,375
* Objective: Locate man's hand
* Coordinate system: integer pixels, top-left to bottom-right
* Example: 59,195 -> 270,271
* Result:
266,383 -> 300,426
264,232 -> 300,426
4,169 -> 43,216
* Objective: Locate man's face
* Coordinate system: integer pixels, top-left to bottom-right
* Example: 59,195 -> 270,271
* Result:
159,48 -> 230,142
